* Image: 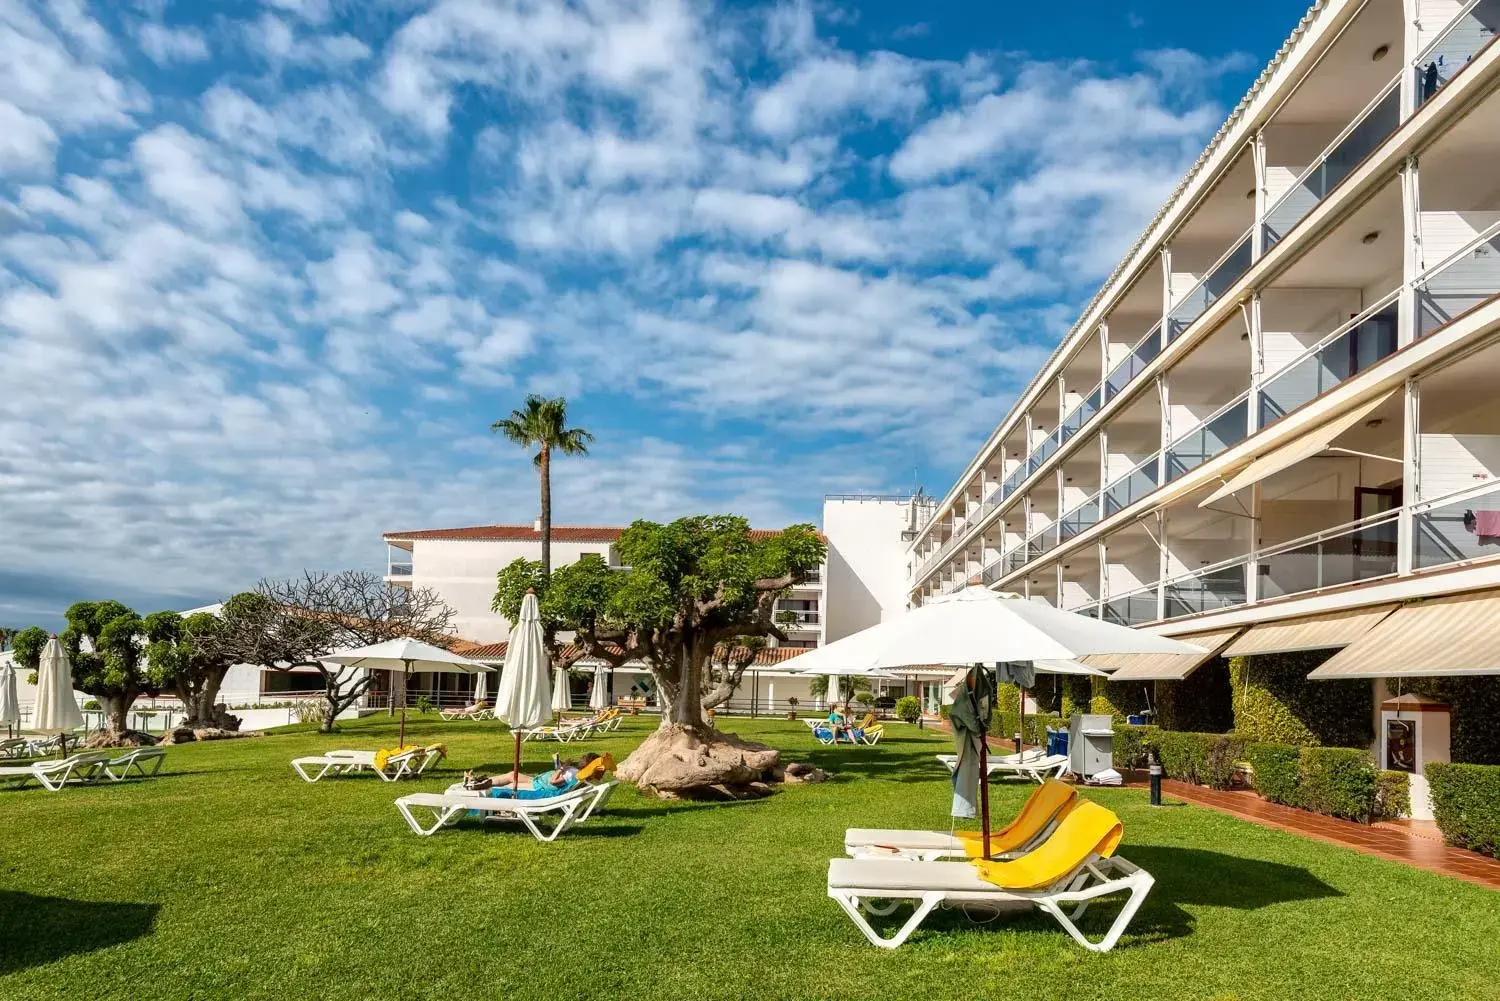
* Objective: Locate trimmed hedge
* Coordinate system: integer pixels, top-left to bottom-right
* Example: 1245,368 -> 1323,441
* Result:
1246,743 -> 1300,806
1090,674 -> 1151,721
1155,731 -> 1244,790
1426,762 -> 1500,858
1156,658 -> 1234,733
1374,770 -> 1410,824
1061,676 -> 1092,720
1246,742 -> 1388,822
1228,651 -> 1372,748
1113,723 -> 1159,771
988,710 -> 1063,749
1402,677 -> 1500,765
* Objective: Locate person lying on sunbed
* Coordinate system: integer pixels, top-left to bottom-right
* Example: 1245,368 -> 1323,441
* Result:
461,753 -> 611,800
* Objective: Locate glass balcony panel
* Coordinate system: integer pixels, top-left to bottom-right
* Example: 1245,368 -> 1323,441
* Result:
1058,496 -> 1102,540
1163,560 -> 1248,618
1258,516 -> 1399,599
1413,482 -> 1500,569
1415,224 -> 1500,339
1165,397 -> 1250,482
1259,300 -> 1398,426
1101,590 -> 1158,626
1415,0 -> 1500,106
1263,84 -> 1400,249
388,563 -> 413,576
1167,234 -> 1253,342
1103,324 -> 1162,403
1102,456 -> 1161,516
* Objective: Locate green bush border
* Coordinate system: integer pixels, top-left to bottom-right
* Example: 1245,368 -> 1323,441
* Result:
1427,762 -> 1500,858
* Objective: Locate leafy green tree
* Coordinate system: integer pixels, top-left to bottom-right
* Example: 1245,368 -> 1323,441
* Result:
495,516 -> 824,731
61,601 -> 158,736
491,394 -> 593,575
11,626 -> 50,681
142,605 -> 241,727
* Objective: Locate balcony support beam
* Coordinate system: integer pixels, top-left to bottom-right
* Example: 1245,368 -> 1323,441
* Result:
1250,131 -> 1268,261
1400,0 -> 1419,118
1399,376 -> 1420,576
1399,154 -> 1421,348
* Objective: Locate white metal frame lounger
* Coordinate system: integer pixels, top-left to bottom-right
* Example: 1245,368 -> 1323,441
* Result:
0,751 -> 112,791
291,746 -> 442,783
101,747 -> 167,780
0,738 -> 30,759
936,752 -> 1070,783
396,781 -> 618,841
826,854 -> 1153,952
440,704 -> 494,722
517,718 -> 594,742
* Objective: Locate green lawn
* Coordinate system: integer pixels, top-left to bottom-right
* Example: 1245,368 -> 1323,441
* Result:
1,715 -> 1496,1001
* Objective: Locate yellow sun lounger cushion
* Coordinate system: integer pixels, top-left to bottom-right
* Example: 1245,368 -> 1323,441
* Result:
951,779 -> 1078,858
576,753 -> 616,782
969,801 -> 1124,891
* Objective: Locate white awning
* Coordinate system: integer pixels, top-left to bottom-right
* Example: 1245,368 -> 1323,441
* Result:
1085,627 -> 1245,681
1222,605 -> 1397,657
1309,590 -> 1500,679
1199,391 -> 1395,508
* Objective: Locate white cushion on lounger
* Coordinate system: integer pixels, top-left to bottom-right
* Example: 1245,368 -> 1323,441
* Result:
844,829 -> 966,853
828,857 -> 994,893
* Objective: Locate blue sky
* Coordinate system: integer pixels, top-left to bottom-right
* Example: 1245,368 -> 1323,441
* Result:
0,0 -> 1310,631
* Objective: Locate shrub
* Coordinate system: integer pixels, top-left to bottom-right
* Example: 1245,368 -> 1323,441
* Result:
1403,677 -> 1500,765
415,696 -> 435,715
1374,770 -> 1410,822
1247,743 -> 1301,806
292,701 -> 326,726
82,699 -> 100,711
893,696 -> 921,724
1298,747 -> 1376,822
1090,675 -> 1150,721
1155,732 -> 1244,790
1228,652 -> 1372,748
1060,676 -> 1092,720
1112,723 -> 1158,771
1156,659 -> 1234,733
938,704 -> 950,720
1427,762 -> 1500,858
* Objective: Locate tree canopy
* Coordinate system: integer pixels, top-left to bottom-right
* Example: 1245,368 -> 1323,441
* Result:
59,600 -> 156,734
491,394 -> 592,575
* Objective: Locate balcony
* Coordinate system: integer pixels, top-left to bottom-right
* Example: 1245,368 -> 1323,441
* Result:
1165,394 -> 1251,482
1102,454 -> 1162,518
1103,323 -> 1163,404
1058,492 -> 1103,542
1101,587 -> 1158,627
1414,0 -> 1500,107
1258,294 -> 1399,427
779,609 -> 821,627
387,563 -> 413,577
1263,76 -> 1401,250
1415,218 -> 1500,339
1413,480 -> 1500,570
1163,558 -> 1250,618
1167,232 -> 1254,343
1258,512 -> 1400,600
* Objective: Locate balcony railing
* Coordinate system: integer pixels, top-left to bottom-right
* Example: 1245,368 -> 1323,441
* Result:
1415,218 -> 1500,340
1258,512 -> 1400,600
1414,0 -> 1500,107
1163,558 -> 1249,618
1167,231 -> 1254,343
1258,292 -> 1399,427
779,610 -> 821,626
1058,491 -> 1103,541
1413,479 -> 1500,570
1103,322 -> 1163,404
387,563 -> 413,577
1165,393 -> 1251,482
1263,76 -> 1401,250
1059,384 -> 1103,448
1102,452 -> 1162,518
1101,587 -> 1159,627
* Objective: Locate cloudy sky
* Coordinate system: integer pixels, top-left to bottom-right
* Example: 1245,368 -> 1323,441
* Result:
0,0 -> 1307,629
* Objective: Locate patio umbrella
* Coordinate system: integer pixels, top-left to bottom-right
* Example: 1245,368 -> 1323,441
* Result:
589,667 -> 610,711
551,665 -> 571,719
34,636 -> 84,755
495,591 -> 552,790
473,666 -> 490,705
321,636 -> 485,746
790,587 -> 1203,857
0,658 -> 20,738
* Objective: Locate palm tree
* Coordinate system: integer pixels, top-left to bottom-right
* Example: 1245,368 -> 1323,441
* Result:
492,395 -> 593,576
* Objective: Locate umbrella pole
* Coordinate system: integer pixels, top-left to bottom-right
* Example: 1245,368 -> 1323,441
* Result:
398,661 -> 410,747
980,736 -> 991,859
1018,687 -> 1026,754
512,732 -> 522,792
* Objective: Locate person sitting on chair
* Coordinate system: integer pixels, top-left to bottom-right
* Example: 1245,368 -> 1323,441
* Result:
462,753 -> 612,800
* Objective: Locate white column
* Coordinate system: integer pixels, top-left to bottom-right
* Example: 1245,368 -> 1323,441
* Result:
1400,0 -> 1420,118
1157,373 -> 1171,484
1251,132 -> 1267,260
1247,481 -> 1262,604
1160,246 -> 1173,333
1242,294 -> 1263,433
1399,154 -> 1421,347
1156,509 -> 1169,621
1399,377 -> 1421,575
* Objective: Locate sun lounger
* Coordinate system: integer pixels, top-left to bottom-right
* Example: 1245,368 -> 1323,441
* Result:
396,781 -> 618,841
845,780 -> 1078,861
0,751 -> 113,791
936,751 -> 1070,783
827,801 -> 1153,952
854,714 -> 885,745
291,744 -> 444,783
101,747 -> 167,781
440,702 -> 494,721
0,738 -> 30,759
517,717 -> 595,742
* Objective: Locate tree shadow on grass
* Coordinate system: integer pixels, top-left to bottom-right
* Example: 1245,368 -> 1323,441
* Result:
0,891 -> 158,974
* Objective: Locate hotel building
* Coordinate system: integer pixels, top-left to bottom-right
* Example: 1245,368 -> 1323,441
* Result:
906,0 -> 1500,816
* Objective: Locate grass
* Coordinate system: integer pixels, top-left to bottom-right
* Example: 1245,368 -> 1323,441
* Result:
1,714 -> 1497,1001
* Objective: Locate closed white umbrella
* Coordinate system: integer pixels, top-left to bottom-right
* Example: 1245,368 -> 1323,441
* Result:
551,665 -> 571,715
34,636 -> 84,754
589,666 -> 610,711
0,658 -> 20,736
322,636 -> 485,746
495,591 -> 552,790
473,668 -> 490,704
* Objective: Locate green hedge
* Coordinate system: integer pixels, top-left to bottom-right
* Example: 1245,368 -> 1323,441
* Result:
1401,678 -> 1500,765
1426,762 -> 1500,858
988,711 -> 1063,749
1246,743 -> 1301,806
1090,675 -> 1151,721
1154,731 -> 1244,790
1156,658 -> 1234,733
1246,742 -> 1388,822
1374,770 -> 1410,823
1113,723 -> 1159,771
1228,651 -> 1372,748
1061,676 -> 1092,720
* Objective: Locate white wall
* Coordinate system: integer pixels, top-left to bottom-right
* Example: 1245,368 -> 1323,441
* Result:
1419,434 -> 1500,500
823,498 -> 914,643
1416,0 -> 1470,51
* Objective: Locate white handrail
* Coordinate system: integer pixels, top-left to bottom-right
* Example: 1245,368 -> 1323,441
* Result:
1415,215 -> 1500,280
1412,0 -> 1491,65
1256,509 -> 1401,559
1259,288 -> 1401,386
1264,72 -> 1401,220
1169,226 -> 1255,316
1410,475 -> 1500,514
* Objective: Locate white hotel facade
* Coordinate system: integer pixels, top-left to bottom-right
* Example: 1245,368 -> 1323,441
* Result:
906,0 -> 1500,809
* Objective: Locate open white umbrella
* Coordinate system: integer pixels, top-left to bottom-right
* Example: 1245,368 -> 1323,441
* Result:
794,587 -> 1204,857
589,666 -> 610,711
321,636 -> 485,746
0,658 -> 20,737
495,591 -> 552,790
34,636 -> 84,754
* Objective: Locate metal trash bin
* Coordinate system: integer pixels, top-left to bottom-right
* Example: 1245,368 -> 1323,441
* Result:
1068,713 -> 1120,784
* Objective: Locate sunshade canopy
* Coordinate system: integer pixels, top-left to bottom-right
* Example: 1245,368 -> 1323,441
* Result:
1085,627 -> 1243,681
1200,391 -> 1395,508
0,659 -> 20,727
1223,605 -> 1396,657
1309,590 -> 1500,679
321,636 -> 486,673
34,636 -> 85,734
496,592 -> 552,729
788,587 -> 1205,673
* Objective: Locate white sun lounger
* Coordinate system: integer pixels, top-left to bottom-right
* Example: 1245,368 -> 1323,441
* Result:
0,738 -> 30,759
517,718 -> 594,742
826,853 -> 1152,952
396,781 -> 618,841
0,751 -> 113,791
101,747 -> 167,780
936,752 -> 1070,783
440,704 -> 494,721
291,745 -> 442,783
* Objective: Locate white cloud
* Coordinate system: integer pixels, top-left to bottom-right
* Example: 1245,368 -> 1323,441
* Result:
136,22 -> 210,64
0,101 -> 59,174
0,3 -> 146,129
751,51 -> 929,137
132,124 -> 245,233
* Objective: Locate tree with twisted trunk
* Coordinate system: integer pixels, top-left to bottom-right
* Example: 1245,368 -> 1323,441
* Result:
491,395 -> 593,576
60,601 -> 157,740
218,572 -> 457,733
142,606 -> 244,729
494,516 -> 824,796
